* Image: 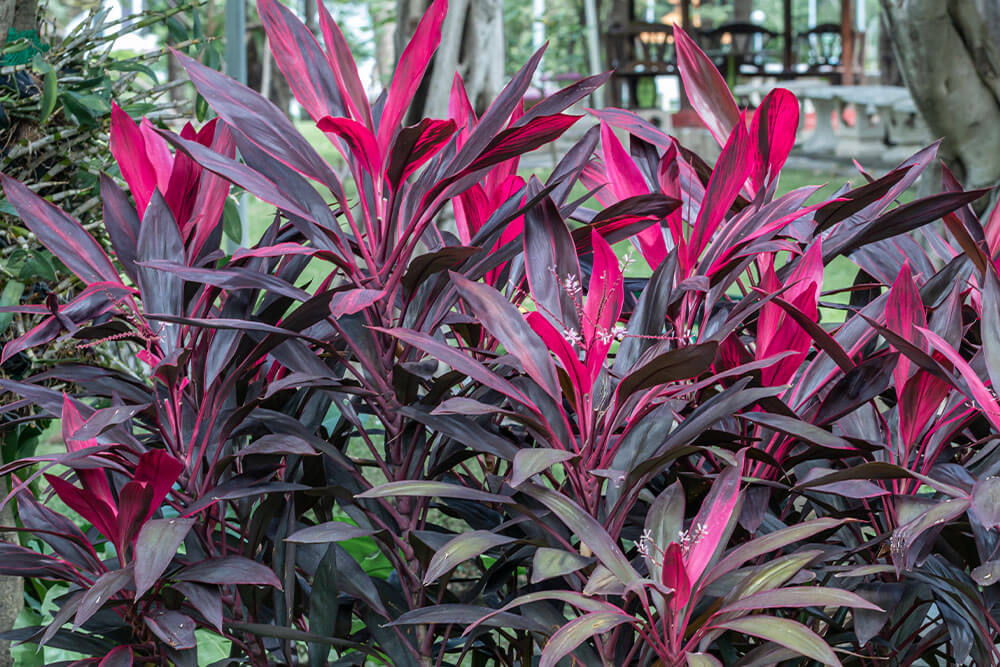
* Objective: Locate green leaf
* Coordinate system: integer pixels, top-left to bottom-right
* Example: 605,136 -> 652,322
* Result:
39,67 -> 58,123
223,196 -> 242,244
286,522 -> 375,544
687,653 -> 723,667
510,449 -> 576,487
539,612 -> 634,667
107,59 -> 158,83
531,547 -> 593,584
357,481 -> 512,504
713,616 -> 842,666
522,482 -> 640,584
0,280 -> 24,337
423,531 -> 517,584
716,586 -> 883,615
706,518 -> 846,586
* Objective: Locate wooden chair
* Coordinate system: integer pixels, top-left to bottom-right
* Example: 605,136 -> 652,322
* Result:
702,22 -> 780,78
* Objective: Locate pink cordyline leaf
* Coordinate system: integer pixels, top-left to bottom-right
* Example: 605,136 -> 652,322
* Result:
748,88 -> 799,191
599,121 -> 648,200
258,0 -> 344,122
318,116 -> 382,178
583,230 -> 624,381
116,480 -> 155,548
110,103 -> 160,216
673,24 -> 741,147
449,73 -> 477,145
139,118 -> 174,195
598,122 -> 667,266
60,395 -> 115,509
162,122 -> 202,226
756,241 -> 822,387
377,0 -> 447,154
131,450 -> 184,525
686,118 -> 751,271
898,370 -> 951,450
684,449 -> 745,586
661,541 -> 692,611
885,262 -> 927,392
463,114 -> 581,175
187,122 -> 236,259
918,326 -> 1000,431
526,311 -> 590,408
386,118 -> 458,189
317,0 -> 372,129
453,184 -> 490,245
45,472 -> 121,549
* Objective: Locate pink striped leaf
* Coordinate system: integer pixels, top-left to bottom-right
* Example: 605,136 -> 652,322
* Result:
317,0 -> 372,129
377,0 -> 447,153
258,0 -> 345,122
748,88 -> 799,191
673,24 -> 741,147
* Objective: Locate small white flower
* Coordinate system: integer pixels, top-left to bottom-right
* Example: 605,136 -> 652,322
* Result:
562,274 -> 581,296
562,327 -> 582,346
611,324 -> 627,341
637,529 -> 654,558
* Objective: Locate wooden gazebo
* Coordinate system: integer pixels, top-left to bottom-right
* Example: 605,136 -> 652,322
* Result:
605,0 -> 861,108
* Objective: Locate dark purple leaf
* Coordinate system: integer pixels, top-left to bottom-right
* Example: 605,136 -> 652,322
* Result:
450,272 -> 560,398
134,518 -> 195,599
1,175 -> 120,285
174,556 -> 282,588
143,609 -> 197,650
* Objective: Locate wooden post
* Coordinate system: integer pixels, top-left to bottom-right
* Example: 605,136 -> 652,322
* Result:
841,0 -> 854,84
679,0 -> 692,109
783,0 -> 793,74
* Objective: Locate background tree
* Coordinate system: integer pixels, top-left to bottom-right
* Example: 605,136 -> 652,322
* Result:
881,0 -> 1000,194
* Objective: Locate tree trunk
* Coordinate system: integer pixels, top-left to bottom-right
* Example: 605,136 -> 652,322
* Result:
371,1 -> 396,88
880,0 -> 1000,192
0,479 -> 21,667
11,0 -> 32,31
0,0 -> 13,48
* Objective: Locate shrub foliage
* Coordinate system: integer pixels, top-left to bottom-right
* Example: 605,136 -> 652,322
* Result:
2,1 -> 1000,665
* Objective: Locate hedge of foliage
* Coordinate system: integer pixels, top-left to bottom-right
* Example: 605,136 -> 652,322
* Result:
2,1 -> 1000,665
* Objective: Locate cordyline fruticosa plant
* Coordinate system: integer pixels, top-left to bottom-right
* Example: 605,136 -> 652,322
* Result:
3,1 -> 1000,664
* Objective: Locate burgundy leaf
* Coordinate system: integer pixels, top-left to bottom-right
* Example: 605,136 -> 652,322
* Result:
329,288 -> 386,318
1,175 -> 120,285
317,115 -> 381,177
673,24 -> 741,146
98,646 -> 133,667
463,114 -> 580,175
175,556 -> 282,588
451,272 -> 561,398
317,1 -> 372,127
143,609 -> 197,650
134,518 -> 195,599
258,0 -> 345,122
386,118 -> 458,190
